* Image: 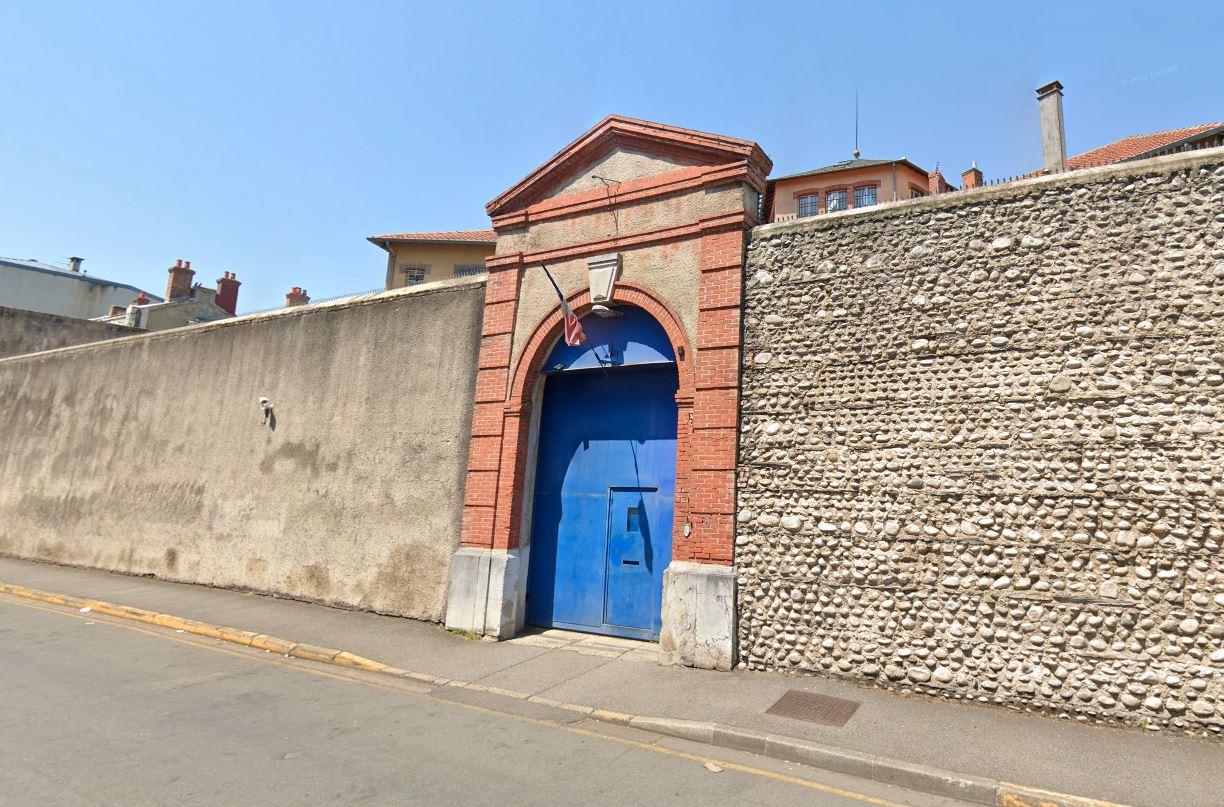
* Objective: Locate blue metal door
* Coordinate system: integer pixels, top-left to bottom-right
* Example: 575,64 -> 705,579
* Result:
526,309 -> 678,640
604,487 -> 673,633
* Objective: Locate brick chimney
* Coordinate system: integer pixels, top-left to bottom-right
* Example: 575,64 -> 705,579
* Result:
927,168 -> 950,196
215,271 -> 241,315
284,287 -> 310,307
166,259 -> 195,300
1036,80 -> 1067,174
961,162 -> 984,190
107,305 -> 126,317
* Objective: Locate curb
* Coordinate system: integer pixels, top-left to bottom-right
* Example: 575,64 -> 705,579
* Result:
0,581 -> 1124,807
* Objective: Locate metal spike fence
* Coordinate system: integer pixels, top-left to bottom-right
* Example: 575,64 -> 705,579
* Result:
237,286 -> 387,317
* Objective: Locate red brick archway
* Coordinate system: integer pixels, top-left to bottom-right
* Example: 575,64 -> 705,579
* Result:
503,282 -> 696,557
460,219 -> 751,572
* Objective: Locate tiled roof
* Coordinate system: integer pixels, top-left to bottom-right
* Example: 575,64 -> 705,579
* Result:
367,230 -> 496,243
1067,123 -> 1223,169
771,158 -> 929,183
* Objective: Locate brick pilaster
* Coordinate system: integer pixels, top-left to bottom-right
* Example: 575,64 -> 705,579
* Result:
459,257 -> 522,550
673,227 -> 746,565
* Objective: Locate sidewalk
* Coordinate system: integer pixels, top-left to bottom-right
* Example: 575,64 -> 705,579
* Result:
1,556 -> 1216,807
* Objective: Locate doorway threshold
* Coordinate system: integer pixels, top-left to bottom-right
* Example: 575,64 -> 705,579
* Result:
508,627 -> 659,662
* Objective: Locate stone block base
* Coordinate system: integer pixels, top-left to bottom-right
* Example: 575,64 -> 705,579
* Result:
659,561 -> 735,671
443,547 -> 528,638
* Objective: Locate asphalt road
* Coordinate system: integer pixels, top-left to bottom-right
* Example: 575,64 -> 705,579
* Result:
0,595 -> 970,806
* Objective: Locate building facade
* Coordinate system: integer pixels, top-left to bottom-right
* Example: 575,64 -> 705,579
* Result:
96,260 -> 240,331
0,256 -> 160,318
766,158 -> 937,223
369,231 -> 497,290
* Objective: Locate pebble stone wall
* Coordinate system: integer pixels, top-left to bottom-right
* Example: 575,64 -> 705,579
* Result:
736,150 -> 1224,735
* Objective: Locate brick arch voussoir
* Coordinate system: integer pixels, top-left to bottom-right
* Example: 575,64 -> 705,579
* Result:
508,281 -> 695,409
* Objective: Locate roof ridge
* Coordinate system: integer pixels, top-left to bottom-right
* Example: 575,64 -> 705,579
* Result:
1104,123 -> 1222,144
1067,122 -> 1223,170
368,229 -> 497,243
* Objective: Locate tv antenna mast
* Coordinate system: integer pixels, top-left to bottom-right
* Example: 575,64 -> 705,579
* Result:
853,90 -> 861,159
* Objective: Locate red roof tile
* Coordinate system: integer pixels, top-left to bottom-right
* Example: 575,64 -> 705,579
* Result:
1067,123 -> 1223,169
368,229 -> 496,243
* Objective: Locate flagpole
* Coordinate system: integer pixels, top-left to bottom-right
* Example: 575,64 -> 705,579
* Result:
539,263 -> 586,348
539,263 -> 565,299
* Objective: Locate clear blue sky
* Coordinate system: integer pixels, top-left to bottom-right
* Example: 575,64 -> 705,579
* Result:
2,1 -> 1219,312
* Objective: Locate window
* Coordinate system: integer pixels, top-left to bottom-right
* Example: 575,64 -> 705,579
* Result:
910,188 -> 926,199
454,264 -> 485,277
400,262 -> 430,285
797,193 -> 820,218
826,189 -> 847,213
854,186 -> 877,208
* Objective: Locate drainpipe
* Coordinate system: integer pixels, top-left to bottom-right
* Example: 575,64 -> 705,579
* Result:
384,242 -> 397,290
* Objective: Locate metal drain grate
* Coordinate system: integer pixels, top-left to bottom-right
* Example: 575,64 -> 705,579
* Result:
765,690 -> 861,727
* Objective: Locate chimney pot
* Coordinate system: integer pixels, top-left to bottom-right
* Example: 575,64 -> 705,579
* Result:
1036,80 -> 1068,174
214,271 -> 241,315
284,287 -> 310,307
927,168 -> 950,196
67,256 -> 83,273
166,257 -> 196,300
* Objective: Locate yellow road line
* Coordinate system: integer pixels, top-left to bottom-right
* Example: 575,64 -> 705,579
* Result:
0,592 -> 912,807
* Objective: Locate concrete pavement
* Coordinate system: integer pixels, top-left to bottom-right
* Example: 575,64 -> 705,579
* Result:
0,591 -> 971,806
1,557 -> 1219,806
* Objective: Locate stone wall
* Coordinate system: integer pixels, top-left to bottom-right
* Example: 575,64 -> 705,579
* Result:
0,280 -> 483,621
737,149 -> 1224,735
0,306 -> 140,359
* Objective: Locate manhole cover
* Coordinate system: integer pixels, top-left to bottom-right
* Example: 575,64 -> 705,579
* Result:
765,690 -> 860,727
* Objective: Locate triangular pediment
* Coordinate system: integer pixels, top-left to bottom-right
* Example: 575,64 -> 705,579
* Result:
543,146 -> 704,200
486,115 -> 770,218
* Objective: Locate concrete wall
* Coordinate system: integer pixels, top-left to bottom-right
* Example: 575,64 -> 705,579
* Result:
0,279 -> 484,621
0,306 -> 141,359
738,148 -> 1224,735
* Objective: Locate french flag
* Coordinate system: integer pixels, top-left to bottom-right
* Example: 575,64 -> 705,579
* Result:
542,264 -> 585,347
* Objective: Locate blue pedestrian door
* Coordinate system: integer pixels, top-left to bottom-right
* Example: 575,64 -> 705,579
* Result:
526,308 -> 678,640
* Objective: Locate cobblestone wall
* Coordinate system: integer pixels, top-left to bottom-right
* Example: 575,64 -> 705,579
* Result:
737,150 -> 1224,735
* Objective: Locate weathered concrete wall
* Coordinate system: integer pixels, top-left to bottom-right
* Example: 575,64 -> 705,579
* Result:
0,306 -> 141,359
0,279 -> 483,621
738,149 -> 1224,735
